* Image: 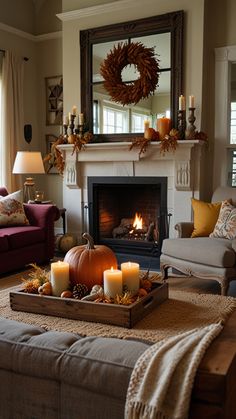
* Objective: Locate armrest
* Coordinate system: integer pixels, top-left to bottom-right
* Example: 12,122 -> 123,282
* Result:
175,222 -> 194,238
23,204 -> 60,228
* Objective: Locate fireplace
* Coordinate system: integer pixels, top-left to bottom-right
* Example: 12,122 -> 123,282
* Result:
88,176 -> 168,269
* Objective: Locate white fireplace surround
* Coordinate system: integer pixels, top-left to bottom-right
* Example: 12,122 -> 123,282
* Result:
58,140 -> 204,241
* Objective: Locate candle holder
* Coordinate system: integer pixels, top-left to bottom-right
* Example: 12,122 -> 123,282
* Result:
68,114 -> 76,135
185,107 -> 196,140
63,123 -> 68,141
177,110 -> 186,140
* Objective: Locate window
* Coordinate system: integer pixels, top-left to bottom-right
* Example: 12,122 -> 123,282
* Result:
131,112 -> 151,133
103,106 -> 127,133
230,102 -> 236,144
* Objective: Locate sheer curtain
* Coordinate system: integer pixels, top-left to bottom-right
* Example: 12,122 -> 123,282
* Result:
0,51 -> 24,191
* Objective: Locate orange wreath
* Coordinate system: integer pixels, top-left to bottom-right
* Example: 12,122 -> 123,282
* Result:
100,42 -> 159,106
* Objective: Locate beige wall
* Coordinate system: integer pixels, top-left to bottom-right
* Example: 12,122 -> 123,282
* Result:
0,1 -> 63,219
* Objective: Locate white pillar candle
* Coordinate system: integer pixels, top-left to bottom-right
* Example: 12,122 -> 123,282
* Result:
121,262 -> 140,295
79,113 -> 84,125
189,95 -> 195,108
178,95 -> 186,111
51,261 -> 70,297
103,267 -> 123,299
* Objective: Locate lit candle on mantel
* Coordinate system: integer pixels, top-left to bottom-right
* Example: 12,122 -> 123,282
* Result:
189,95 -> 195,108
179,95 -> 186,111
156,117 -> 171,140
50,261 -> 70,297
144,119 -> 150,132
103,267 -> 123,298
121,262 -> 140,295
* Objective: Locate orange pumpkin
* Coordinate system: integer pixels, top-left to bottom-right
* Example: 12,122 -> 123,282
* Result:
64,232 -> 117,290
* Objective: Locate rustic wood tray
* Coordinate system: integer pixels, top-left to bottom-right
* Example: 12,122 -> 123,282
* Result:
10,282 -> 168,329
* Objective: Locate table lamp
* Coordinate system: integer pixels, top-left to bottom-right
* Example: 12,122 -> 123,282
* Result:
12,151 -> 45,202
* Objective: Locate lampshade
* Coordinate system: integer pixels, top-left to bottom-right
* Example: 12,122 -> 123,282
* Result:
12,151 -> 45,174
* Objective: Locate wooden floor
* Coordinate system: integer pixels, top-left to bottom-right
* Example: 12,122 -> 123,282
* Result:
1,264 -> 236,296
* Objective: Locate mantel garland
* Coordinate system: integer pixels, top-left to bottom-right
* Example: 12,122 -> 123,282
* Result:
100,42 -> 160,106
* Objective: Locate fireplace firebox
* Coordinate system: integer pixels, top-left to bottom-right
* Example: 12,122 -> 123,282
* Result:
88,177 -> 168,269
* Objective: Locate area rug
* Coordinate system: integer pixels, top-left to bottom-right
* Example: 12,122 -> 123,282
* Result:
1,284 -> 235,344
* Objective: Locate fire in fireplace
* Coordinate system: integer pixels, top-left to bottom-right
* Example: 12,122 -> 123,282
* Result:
87,177 -> 168,269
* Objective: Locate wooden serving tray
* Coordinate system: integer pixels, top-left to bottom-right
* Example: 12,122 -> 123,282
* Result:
10,282 -> 168,329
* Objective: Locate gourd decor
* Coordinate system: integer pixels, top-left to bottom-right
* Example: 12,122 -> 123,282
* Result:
64,233 -> 118,290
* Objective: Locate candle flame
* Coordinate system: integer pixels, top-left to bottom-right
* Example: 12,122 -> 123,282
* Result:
111,266 -> 114,271
133,212 -> 143,230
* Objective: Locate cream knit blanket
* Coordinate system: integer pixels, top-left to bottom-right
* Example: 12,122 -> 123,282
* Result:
125,322 -> 223,419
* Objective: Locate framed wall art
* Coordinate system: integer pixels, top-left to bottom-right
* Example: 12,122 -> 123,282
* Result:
45,76 -> 63,125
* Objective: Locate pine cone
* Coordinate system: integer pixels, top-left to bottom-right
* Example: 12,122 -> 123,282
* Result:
73,283 -> 89,299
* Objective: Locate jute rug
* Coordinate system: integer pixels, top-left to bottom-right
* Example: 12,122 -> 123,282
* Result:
1,283 -> 236,344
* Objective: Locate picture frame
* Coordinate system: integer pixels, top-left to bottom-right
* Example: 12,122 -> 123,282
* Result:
45,76 -> 63,125
44,134 -> 59,174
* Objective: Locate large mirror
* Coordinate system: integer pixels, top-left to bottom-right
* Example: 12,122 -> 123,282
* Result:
80,11 -> 183,142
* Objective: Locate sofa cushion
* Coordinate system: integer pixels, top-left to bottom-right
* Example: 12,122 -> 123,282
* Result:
161,237 -> 236,268
0,235 -> 9,252
2,226 -> 45,250
0,317 -> 149,392
0,195 -> 29,226
191,198 -> 222,238
0,189 -> 22,202
210,200 -> 236,239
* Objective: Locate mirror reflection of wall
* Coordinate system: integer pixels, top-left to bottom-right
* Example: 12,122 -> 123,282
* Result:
92,33 -> 171,134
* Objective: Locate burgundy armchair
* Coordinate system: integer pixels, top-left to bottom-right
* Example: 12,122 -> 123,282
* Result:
0,187 -> 60,275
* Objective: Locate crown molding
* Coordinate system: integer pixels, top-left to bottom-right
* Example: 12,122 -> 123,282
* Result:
0,22 -> 35,41
0,21 -> 62,42
35,31 -> 62,42
56,0 -> 137,22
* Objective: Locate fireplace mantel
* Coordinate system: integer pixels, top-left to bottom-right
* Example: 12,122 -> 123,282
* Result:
58,140 -> 205,239
58,140 -> 204,191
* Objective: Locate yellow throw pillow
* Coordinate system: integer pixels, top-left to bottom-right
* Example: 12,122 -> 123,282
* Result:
191,198 -> 222,238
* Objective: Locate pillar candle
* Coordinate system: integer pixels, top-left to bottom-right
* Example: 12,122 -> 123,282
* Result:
156,117 -> 171,139
79,113 -> 84,125
179,95 -> 186,111
144,119 -> 150,132
189,95 -> 195,108
103,267 -> 123,298
72,105 -> 77,115
50,261 -> 70,297
121,262 -> 140,295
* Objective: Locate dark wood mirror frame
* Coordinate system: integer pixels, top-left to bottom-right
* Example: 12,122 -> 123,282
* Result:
80,10 -> 183,142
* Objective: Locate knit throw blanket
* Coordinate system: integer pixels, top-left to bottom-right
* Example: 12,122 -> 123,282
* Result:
125,322 -> 223,419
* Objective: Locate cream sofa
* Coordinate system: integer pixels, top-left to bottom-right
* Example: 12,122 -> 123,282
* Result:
160,187 -> 236,295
